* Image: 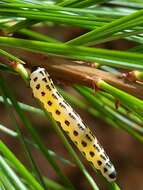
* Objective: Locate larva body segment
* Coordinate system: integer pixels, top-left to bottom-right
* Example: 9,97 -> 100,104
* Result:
30,67 -> 116,182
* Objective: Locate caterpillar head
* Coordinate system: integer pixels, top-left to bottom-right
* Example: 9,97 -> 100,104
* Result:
101,161 -> 116,182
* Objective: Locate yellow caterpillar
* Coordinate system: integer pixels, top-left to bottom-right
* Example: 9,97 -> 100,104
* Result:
30,67 -> 116,182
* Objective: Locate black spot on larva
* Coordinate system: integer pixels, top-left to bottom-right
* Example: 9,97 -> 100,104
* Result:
89,131 -> 95,138
33,77 -> 38,81
77,123 -> 84,131
48,76 -> 51,80
46,85 -> 51,91
82,152 -> 86,156
63,100 -> 70,107
59,102 -> 66,109
47,101 -> 52,106
106,162 -> 112,168
69,113 -> 76,120
100,154 -> 106,161
97,141 -> 103,149
36,84 -> 40,89
108,161 -> 112,166
104,168 -> 108,173
97,160 -> 102,166
73,130 -> 78,136
103,151 -> 109,159
81,141 -> 87,147
93,144 -> 100,152
86,134 -> 92,141
109,171 -> 116,179
55,110 -> 61,115
52,93 -> 58,100
50,82 -> 55,88
65,120 -> 70,126
73,111 -> 80,118
40,71 -> 44,76
74,141 -> 78,145
41,92 -> 45,96
42,78 -> 47,82
56,92 -> 61,96
89,151 -> 95,157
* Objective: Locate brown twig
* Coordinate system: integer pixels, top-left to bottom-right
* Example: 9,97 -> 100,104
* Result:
1,47 -> 143,99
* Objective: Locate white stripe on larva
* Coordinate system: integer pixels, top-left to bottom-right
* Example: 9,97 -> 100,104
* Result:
30,67 -> 116,182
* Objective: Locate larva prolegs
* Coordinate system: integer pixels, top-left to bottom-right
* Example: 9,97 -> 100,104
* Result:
30,67 -> 117,182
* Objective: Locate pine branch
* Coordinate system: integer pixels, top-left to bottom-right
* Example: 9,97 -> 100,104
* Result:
1,48 -> 142,99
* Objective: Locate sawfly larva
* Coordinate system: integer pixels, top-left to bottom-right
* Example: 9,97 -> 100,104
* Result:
30,67 -> 116,182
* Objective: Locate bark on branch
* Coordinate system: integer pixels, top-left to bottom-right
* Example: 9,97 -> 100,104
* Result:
1,48 -> 143,100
